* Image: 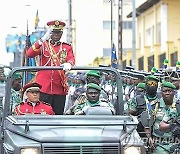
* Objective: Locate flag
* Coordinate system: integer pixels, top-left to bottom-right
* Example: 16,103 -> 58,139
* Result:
34,10 -> 39,29
111,43 -> 118,68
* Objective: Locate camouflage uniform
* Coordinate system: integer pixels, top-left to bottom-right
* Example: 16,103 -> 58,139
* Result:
152,98 -> 174,154
129,94 -> 160,116
73,99 -> 115,115
10,88 -> 21,113
158,103 -> 179,154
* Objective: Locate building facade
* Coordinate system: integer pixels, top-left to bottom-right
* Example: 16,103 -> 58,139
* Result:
125,0 -> 180,71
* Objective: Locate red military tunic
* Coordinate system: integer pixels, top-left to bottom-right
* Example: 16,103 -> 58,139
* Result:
14,101 -> 54,115
26,40 -> 75,95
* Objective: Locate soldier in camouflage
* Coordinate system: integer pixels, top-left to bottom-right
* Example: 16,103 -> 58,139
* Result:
152,80 -> 176,154
128,74 -> 161,148
73,83 -> 115,115
10,72 -> 22,113
65,70 -> 109,115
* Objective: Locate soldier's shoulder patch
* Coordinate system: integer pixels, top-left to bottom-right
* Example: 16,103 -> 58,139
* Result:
62,42 -> 71,46
42,102 -> 51,106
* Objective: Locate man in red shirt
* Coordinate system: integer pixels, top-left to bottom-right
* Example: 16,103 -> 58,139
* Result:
26,20 -> 75,115
14,82 -> 54,115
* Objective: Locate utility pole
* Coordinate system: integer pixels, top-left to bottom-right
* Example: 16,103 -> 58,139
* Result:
118,0 -> 123,70
110,0 -> 113,57
132,0 -> 136,68
67,0 -> 72,44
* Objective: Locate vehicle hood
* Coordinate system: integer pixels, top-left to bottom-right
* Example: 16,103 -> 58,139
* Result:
4,115 -> 137,143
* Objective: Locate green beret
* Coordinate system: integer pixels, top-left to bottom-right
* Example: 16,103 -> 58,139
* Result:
176,61 -> 180,67
151,67 -> 158,74
12,72 -> 22,80
85,70 -> 100,78
164,59 -> 169,65
137,82 -> 145,89
161,80 -> 176,89
146,75 -> 159,82
87,83 -> 101,91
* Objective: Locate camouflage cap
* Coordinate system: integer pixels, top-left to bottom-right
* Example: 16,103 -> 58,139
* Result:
87,83 -> 101,91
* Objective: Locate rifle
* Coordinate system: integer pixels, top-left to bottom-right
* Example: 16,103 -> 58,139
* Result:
170,100 -> 180,138
140,95 -> 155,153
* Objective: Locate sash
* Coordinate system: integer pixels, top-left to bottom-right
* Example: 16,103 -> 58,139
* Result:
45,41 -> 69,94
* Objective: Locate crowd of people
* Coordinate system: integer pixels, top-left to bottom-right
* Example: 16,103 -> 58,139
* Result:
1,19 -> 180,153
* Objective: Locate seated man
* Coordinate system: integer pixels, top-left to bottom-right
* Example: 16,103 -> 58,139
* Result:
14,82 -> 54,115
10,72 -> 22,111
65,70 -> 109,114
73,83 -> 115,115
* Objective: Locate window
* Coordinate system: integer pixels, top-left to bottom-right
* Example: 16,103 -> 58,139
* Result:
103,21 -> 115,30
159,53 -> 166,68
152,25 -> 154,46
122,61 -> 126,70
103,48 -> 111,57
146,27 -> 151,46
138,57 -> 144,70
156,22 -> 161,44
171,52 -> 178,67
148,55 -> 154,72
122,21 -> 132,29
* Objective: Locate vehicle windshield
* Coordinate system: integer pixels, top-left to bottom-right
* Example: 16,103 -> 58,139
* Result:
2,66 -> 123,119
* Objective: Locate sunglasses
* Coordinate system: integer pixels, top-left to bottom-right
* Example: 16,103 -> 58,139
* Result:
146,80 -> 158,86
51,31 -> 63,35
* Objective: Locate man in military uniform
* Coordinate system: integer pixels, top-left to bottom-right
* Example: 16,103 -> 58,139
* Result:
124,82 -> 145,113
10,72 -> 22,112
129,75 -> 160,116
128,75 -> 161,140
73,83 -> 115,115
27,20 -> 75,115
171,71 -> 180,102
14,82 -> 54,115
151,81 -> 176,154
65,70 -> 109,115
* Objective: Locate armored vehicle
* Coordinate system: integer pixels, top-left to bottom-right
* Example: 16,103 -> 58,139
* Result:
0,66 -> 145,154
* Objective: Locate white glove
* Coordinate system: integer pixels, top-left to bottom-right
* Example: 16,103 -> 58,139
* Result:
61,63 -> 72,71
41,28 -> 52,42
